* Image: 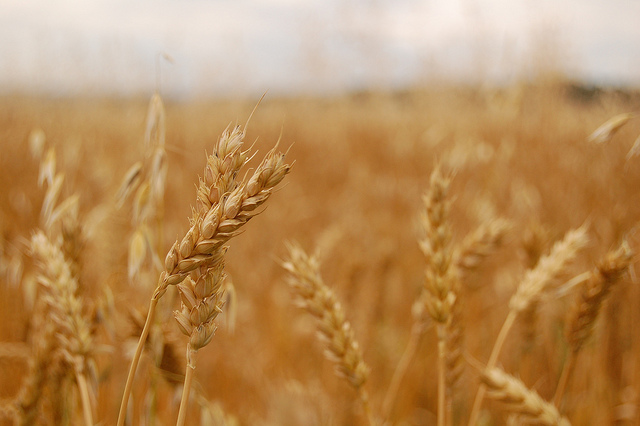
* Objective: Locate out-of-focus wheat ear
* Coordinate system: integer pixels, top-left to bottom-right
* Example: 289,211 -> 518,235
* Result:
38,146 -> 56,188
144,93 -> 166,149
41,173 -> 64,226
419,166 -> 456,324
567,241 -> 633,354
587,112 -> 634,144
522,221 -> 550,269
482,367 -> 571,426
281,242 -> 374,425
454,218 -> 511,275
116,161 -> 144,208
509,225 -> 589,315
28,128 -> 46,160
14,299 -> 57,426
30,231 -> 94,426
626,133 -> 640,161
0,399 -> 18,423
150,145 -> 168,202
554,241 -> 634,406
222,279 -> 237,334
128,228 -> 148,281
419,166 -> 462,426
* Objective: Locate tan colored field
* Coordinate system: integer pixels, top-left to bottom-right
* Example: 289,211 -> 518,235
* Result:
1,82 -> 639,425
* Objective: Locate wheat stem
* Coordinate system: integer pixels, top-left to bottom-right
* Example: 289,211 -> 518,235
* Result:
437,324 -> 447,426
176,347 -> 197,426
468,310 -> 517,425
381,322 -> 424,419
553,352 -> 576,407
117,297 -> 159,426
75,365 -> 94,426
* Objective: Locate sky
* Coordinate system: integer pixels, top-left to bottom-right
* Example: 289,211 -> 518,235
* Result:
1,0 -> 639,99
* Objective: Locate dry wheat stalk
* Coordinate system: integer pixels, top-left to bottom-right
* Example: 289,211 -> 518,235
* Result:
554,241 -> 633,405
482,367 -> 571,426
281,242 -> 374,424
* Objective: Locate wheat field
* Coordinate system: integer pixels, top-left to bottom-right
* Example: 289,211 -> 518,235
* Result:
1,81 -> 639,425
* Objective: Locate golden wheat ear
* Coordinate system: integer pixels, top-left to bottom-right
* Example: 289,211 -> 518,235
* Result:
281,242 -> 374,425
118,115 -> 292,426
482,367 -> 571,426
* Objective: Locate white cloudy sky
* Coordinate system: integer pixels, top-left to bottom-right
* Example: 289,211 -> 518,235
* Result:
1,0 -> 639,98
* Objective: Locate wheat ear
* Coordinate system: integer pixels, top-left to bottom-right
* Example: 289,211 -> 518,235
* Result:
30,231 -> 94,426
482,367 -> 571,426
416,167 -> 459,426
453,218 -> 510,275
282,242 -> 374,425
554,241 -> 633,405
118,121 -> 291,425
587,112 -> 634,144
468,226 -> 588,425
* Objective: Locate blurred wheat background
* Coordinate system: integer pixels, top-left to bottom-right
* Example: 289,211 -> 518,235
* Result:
1,1 -> 640,425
